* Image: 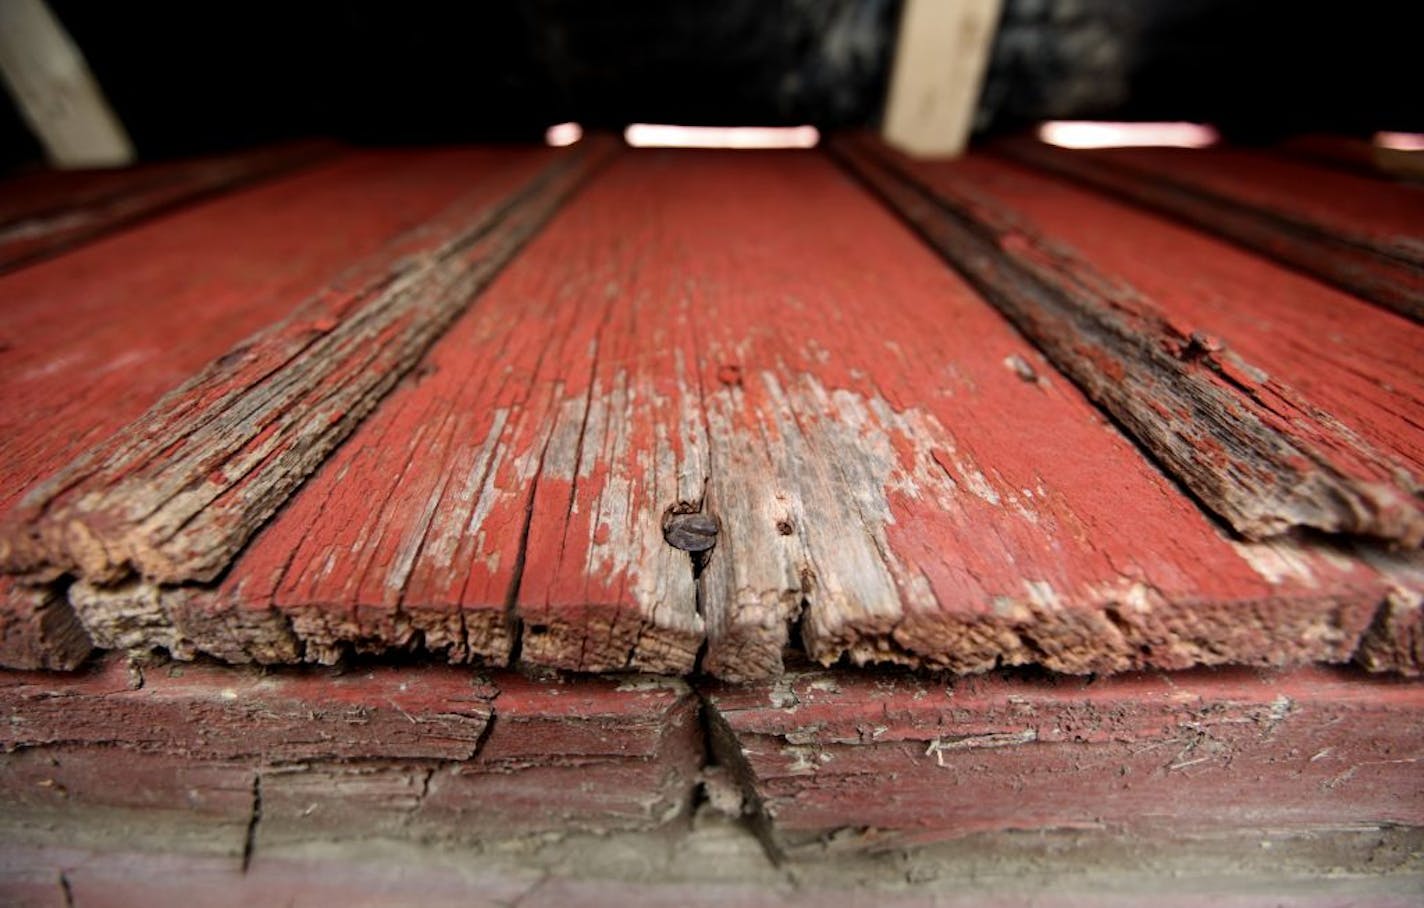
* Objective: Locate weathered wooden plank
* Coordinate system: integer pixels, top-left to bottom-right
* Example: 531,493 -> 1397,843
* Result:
514,157 -> 710,673
705,666 -> 1424,855
0,141 -> 334,273
0,140 -> 605,590
0,147 -> 576,669
835,134 -> 1424,547
994,138 -> 1424,323
411,673 -> 702,835
0,148 -> 545,524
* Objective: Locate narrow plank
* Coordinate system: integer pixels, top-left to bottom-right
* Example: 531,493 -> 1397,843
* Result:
835,134 -> 1424,547
515,158 -> 710,673
0,141 -> 334,273
575,150 -> 1388,679
994,137 -> 1424,322
705,666 -> 1424,855
0,139 -> 606,590
0,147 -> 574,668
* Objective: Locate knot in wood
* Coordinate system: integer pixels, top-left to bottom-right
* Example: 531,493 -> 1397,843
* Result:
663,511 -> 720,552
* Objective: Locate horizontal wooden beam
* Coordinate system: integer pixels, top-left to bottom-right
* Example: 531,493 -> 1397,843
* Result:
706,665 -> 1424,856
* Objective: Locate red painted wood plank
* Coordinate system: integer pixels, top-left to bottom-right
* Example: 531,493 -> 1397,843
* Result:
0,141 -> 335,273
706,666 -> 1424,854
514,158 -> 710,672
0,148 -> 579,669
839,135 -> 1424,547
995,138 -> 1424,322
1095,145 -> 1424,248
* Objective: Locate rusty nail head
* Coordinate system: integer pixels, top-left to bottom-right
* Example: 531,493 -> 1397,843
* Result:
664,511 -> 720,552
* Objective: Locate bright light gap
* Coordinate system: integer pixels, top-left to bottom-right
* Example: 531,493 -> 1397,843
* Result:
544,122 -> 583,147
1038,121 -> 1219,150
623,124 -> 820,149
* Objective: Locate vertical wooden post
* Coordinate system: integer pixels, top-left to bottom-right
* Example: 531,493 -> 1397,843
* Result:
0,0 -> 134,168
881,0 -> 1003,158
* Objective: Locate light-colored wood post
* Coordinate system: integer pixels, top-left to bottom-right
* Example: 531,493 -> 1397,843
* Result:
0,0 -> 134,168
882,0 -> 1003,158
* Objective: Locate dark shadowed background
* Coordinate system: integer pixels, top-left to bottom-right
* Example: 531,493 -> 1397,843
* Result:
2,0 -> 1421,172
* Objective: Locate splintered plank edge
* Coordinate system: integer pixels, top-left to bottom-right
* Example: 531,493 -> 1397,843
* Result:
0,578 -> 90,671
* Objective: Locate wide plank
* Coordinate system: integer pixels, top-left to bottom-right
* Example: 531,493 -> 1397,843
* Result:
835,134 -> 1424,547
994,138 -> 1424,322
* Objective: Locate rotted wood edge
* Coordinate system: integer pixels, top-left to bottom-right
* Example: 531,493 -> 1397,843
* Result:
0,579 -> 91,670
0,137 -> 618,589
991,137 -> 1424,324
1354,547 -> 1424,675
829,134 -> 1424,548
